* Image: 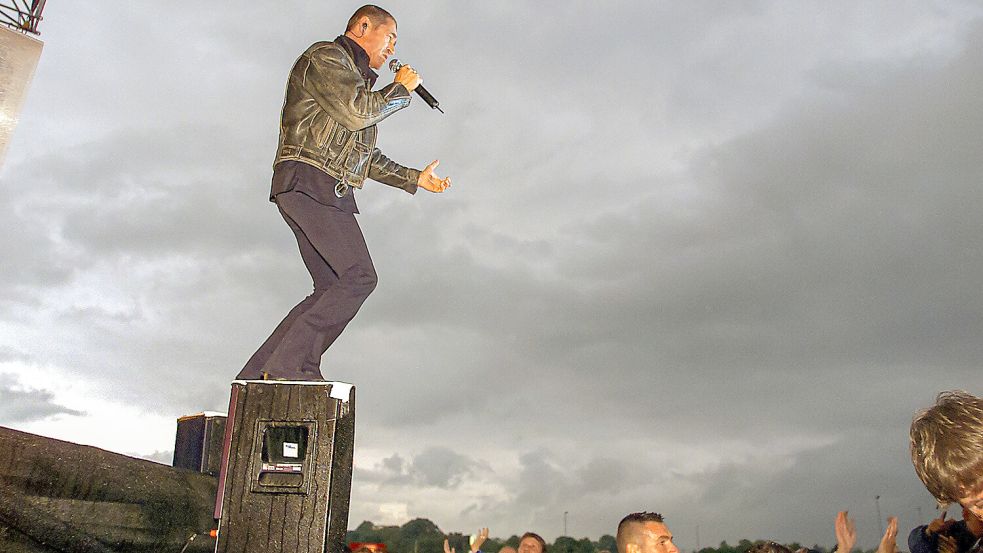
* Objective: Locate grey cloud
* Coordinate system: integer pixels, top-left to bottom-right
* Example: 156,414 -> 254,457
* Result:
410,447 -> 488,489
5,124 -> 277,258
0,194 -> 74,297
0,347 -> 32,364
0,373 -> 84,423
332,14 -> 982,542
132,450 -> 174,465
360,447 -> 487,490
440,437 -> 932,549
667,429 -> 933,548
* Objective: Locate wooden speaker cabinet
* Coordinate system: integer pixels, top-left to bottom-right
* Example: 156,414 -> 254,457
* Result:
173,411 -> 227,475
214,380 -> 355,553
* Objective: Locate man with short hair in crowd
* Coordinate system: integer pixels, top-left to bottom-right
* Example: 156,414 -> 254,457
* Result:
910,390 -> 983,553
616,512 -> 679,553
518,533 -> 548,553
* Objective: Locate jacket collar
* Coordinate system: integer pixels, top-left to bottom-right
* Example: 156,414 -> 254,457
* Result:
336,34 -> 378,87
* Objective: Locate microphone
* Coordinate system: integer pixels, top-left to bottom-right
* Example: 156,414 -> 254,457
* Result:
389,58 -> 443,113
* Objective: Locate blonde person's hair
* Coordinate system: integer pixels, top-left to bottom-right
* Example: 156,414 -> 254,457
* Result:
910,390 -> 983,504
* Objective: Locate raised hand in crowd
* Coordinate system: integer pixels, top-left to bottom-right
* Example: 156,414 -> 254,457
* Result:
877,516 -> 899,553
470,528 -> 490,552
926,512 -> 954,538
445,528 -> 491,553
835,511 -> 857,553
937,534 -> 958,553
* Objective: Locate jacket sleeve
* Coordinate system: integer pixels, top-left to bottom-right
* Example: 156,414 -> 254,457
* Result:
368,147 -> 420,194
298,45 -> 411,131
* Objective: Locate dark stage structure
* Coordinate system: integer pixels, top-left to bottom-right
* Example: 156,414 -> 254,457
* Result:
0,0 -> 44,165
214,380 -> 356,553
173,411 -> 228,476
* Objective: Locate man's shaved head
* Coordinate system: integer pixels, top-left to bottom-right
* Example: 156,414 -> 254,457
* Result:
499,547 -> 518,553
616,512 -> 677,553
618,512 -> 664,534
345,5 -> 395,32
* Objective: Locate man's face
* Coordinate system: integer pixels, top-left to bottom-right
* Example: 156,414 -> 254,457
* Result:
518,538 -> 543,553
958,486 -> 983,521
962,506 -> 983,538
632,522 -> 679,553
359,18 -> 397,70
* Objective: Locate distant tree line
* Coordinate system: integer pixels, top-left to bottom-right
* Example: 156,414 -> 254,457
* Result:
346,519 -> 617,553
699,539 -> 887,553
346,520 -> 890,553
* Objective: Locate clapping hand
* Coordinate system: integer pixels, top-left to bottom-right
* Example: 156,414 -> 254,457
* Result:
877,517 -> 898,553
938,534 -> 957,553
835,511 -> 857,553
471,528 -> 490,552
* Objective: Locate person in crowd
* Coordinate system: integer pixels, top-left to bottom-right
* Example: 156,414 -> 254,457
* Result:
498,547 -> 517,553
616,512 -> 678,553
516,532 -> 548,553
909,508 -> 983,553
910,390 -> 983,522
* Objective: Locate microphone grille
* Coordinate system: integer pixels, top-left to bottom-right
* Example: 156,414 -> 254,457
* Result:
388,58 -> 402,72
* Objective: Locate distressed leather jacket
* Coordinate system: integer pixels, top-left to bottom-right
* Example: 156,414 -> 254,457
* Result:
273,36 -> 420,195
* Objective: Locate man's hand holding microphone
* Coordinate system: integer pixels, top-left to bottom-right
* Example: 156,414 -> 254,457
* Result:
393,63 -> 422,94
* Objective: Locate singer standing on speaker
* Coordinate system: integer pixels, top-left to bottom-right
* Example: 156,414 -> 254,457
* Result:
236,5 -> 451,381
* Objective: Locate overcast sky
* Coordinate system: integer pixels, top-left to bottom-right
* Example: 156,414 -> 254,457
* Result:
2,1 -> 982,549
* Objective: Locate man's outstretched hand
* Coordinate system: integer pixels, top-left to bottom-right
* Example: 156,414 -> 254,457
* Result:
418,159 -> 451,193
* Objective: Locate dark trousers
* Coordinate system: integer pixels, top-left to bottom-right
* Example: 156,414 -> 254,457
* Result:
237,191 -> 377,380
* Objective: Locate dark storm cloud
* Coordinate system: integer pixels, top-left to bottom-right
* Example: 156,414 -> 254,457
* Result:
2,0 -> 982,548
360,15 -> 983,416
0,346 -> 31,363
0,373 -> 84,423
359,447 -> 487,490
336,14 -> 983,545
133,450 -> 173,465
0,121 -> 304,408
4,124 -> 277,258
0,194 -> 74,302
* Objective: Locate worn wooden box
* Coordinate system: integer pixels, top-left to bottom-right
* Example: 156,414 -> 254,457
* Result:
173,411 -> 227,475
214,380 -> 355,553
